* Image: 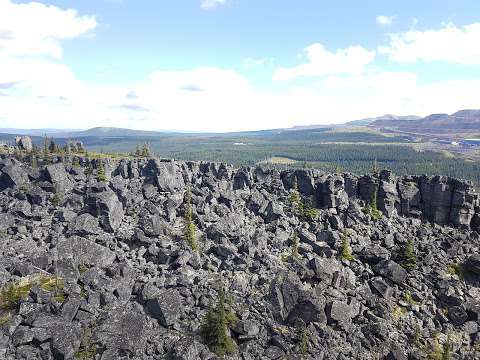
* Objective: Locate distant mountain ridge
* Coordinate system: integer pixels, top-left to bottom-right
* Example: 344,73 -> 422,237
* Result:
1,109 -> 478,137
290,114 -> 420,130
370,109 -> 480,134
61,127 -> 164,138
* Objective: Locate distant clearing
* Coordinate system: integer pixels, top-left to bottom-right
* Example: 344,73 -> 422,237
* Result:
261,157 -> 297,165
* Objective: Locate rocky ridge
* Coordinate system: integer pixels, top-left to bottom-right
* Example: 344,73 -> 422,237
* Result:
0,155 -> 479,359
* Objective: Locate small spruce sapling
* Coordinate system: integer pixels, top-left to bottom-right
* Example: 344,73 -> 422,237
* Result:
288,179 -> 302,215
201,285 -> 237,356
184,186 -> 199,251
403,238 -> 417,270
340,229 -> 354,261
291,232 -> 300,259
141,143 -> 151,157
97,161 -> 106,182
302,198 -> 319,221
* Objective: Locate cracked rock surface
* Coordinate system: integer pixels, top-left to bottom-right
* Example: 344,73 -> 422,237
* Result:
0,155 -> 479,359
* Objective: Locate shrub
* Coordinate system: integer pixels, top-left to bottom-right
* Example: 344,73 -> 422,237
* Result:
201,286 -> 237,357
75,328 -> 96,360
427,334 -> 452,360
72,157 -> 80,168
299,328 -> 308,355
51,192 -> 63,206
302,200 -> 319,221
0,275 -> 64,311
0,279 -> 32,310
447,263 -> 465,279
403,291 -> 418,305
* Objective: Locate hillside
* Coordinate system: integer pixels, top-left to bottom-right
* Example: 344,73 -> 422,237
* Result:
0,153 -> 479,359
371,109 -> 480,134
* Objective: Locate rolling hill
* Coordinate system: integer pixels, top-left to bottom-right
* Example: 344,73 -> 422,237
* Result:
370,109 -> 480,134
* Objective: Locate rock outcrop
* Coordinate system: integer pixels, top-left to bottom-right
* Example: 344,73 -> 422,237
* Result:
0,155 -> 479,359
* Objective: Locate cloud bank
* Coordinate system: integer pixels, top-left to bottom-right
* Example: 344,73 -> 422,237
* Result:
1,1 -> 480,131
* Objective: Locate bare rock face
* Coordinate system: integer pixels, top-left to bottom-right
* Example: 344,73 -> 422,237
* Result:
45,163 -> 73,193
465,255 -> 480,276
145,159 -> 185,193
0,155 -> 479,359
86,190 -> 124,232
398,177 -> 422,217
377,170 -> 400,217
0,161 -> 29,190
15,136 -> 33,152
450,180 -> 479,227
316,175 -> 349,212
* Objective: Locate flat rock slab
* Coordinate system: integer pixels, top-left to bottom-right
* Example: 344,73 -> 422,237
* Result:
94,303 -> 148,355
57,236 -> 115,267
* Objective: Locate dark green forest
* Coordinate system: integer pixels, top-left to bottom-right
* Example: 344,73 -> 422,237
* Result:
1,129 -> 479,185
81,133 -> 480,185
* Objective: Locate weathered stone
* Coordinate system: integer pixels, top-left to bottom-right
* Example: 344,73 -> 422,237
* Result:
146,159 -> 185,193
373,260 -> 407,284
69,213 -> 101,236
0,163 -> 28,190
45,163 -> 73,193
465,254 -> 480,275
145,288 -> 182,327
15,136 -> 33,152
87,191 -> 124,231
57,236 -> 115,267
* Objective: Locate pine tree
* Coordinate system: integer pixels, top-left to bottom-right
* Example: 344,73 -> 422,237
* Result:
85,164 -> 93,177
141,143 -> 151,157
134,144 -> 141,157
49,140 -> 57,153
30,155 -> 38,169
184,186 -> 198,251
201,285 -> 237,357
372,158 -> 379,176
403,238 -> 417,270
288,179 -> 302,215
97,161 -> 106,182
302,198 -> 319,221
365,186 -> 382,219
340,229 -> 354,261
43,136 -> 50,155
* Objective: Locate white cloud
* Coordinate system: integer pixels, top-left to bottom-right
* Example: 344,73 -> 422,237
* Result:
200,0 -> 227,10
243,58 -> 266,68
1,1 -> 480,132
379,22 -> 480,64
0,0 -> 96,59
376,15 -> 394,26
272,43 -> 375,81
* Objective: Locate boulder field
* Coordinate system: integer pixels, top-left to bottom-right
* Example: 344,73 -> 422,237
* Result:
0,155 -> 479,359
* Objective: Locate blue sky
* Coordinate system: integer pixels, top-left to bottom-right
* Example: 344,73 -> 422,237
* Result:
1,0 -> 480,131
